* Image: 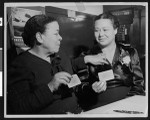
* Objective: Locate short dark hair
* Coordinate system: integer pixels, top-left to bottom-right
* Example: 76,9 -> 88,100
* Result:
94,12 -> 119,29
22,14 -> 57,48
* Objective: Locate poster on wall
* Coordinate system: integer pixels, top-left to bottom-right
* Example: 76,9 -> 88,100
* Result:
11,7 -> 43,48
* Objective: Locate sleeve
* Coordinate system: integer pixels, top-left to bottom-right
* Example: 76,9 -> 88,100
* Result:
71,54 -> 98,108
71,56 -> 87,74
7,64 -> 54,114
127,48 -> 145,96
74,82 -> 98,110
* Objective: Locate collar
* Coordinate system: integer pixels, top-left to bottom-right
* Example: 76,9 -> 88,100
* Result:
90,43 -> 123,66
50,53 -> 61,66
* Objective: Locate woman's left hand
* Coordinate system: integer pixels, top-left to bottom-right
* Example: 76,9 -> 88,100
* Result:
92,81 -> 107,93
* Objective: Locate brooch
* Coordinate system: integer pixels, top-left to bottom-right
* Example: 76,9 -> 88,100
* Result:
119,49 -> 131,66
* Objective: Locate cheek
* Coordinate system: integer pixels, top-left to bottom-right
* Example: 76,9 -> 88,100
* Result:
107,32 -> 115,38
94,32 -> 99,38
49,39 -> 59,49
45,38 -> 55,48
49,41 -> 56,49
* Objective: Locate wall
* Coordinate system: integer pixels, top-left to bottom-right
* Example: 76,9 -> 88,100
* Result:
130,7 -> 146,57
46,6 -> 97,73
103,5 -> 146,54
141,8 -> 146,45
47,2 -> 103,15
103,5 -> 133,12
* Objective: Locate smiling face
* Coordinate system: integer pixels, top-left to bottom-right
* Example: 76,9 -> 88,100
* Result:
41,21 -> 62,54
94,19 -> 117,48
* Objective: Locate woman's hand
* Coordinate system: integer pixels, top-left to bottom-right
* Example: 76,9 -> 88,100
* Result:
84,53 -> 109,65
92,80 -> 107,93
48,72 -> 72,92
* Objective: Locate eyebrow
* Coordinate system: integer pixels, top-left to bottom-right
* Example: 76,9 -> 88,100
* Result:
95,27 -> 111,29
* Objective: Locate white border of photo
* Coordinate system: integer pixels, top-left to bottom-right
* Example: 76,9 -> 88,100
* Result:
4,2 -> 148,118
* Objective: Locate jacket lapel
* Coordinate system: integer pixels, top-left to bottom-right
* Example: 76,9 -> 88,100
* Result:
112,46 -> 120,67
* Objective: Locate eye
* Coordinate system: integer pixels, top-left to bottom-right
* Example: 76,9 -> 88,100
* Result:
103,29 -> 109,31
94,29 -> 98,32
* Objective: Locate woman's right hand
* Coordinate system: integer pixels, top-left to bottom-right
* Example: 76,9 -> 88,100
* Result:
48,72 -> 72,92
84,53 -> 109,65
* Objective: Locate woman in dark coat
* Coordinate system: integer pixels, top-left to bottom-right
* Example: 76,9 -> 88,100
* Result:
72,12 -> 145,111
7,14 -> 81,114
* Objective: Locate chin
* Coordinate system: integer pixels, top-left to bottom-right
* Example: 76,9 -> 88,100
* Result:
54,48 -> 60,53
98,42 -> 108,46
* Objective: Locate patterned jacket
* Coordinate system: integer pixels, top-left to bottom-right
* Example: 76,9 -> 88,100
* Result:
72,43 -> 145,110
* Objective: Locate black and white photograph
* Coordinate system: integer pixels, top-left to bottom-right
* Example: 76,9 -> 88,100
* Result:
2,2 -> 148,119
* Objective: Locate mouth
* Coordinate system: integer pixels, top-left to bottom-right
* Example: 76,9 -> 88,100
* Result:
98,39 -> 105,42
57,42 -> 61,46
57,44 -> 61,48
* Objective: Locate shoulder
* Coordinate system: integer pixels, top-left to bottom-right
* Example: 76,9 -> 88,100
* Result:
118,42 -> 132,49
117,43 -> 136,55
10,51 -> 33,67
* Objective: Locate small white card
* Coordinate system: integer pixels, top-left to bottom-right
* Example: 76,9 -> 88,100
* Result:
98,69 -> 114,82
68,74 -> 81,88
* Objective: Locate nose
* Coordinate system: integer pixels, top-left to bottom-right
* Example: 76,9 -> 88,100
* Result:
58,34 -> 62,41
98,30 -> 104,37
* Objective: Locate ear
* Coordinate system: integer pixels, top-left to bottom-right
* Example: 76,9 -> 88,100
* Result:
36,32 -> 43,44
114,28 -> 118,35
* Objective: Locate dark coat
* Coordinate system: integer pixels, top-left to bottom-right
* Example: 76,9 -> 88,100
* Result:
7,51 -> 81,114
72,43 -> 145,111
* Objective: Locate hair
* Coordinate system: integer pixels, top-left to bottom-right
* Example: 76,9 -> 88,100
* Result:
94,12 -> 120,29
22,14 -> 57,48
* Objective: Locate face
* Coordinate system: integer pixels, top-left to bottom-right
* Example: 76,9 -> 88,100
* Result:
94,19 -> 117,48
41,21 -> 62,54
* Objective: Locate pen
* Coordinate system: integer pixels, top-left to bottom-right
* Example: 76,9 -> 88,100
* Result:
113,110 -> 144,114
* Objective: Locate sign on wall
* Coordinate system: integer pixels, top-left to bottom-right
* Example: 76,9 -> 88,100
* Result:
111,8 -> 134,24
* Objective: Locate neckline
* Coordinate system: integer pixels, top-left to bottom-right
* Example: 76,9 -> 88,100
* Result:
102,44 -> 116,64
26,50 -> 51,64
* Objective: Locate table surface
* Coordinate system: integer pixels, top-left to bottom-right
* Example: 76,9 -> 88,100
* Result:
81,95 -> 147,117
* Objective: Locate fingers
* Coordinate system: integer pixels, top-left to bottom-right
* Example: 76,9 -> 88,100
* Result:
91,54 -> 109,65
60,72 -> 72,83
55,72 -> 72,83
96,81 -> 107,93
92,81 -> 107,93
59,71 -> 72,79
100,58 -> 109,65
103,58 -> 110,64
57,78 -> 69,85
97,53 -> 109,64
